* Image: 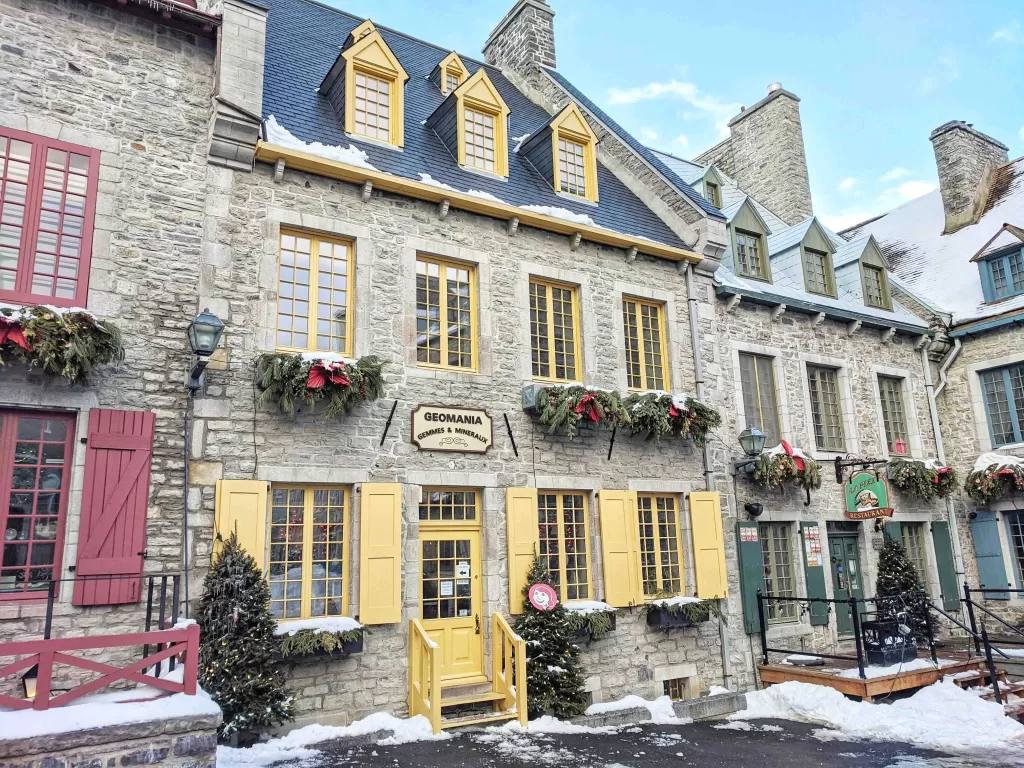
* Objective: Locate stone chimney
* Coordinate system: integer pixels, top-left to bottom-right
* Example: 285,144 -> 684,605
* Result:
695,84 -> 813,226
483,0 -> 556,78
929,121 -> 1009,233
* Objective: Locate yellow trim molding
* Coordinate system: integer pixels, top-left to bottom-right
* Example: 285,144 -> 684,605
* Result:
255,142 -> 702,264
342,22 -> 409,148
437,52 -> 468,94
550,103 -> 599,203
454,68 -> 510,178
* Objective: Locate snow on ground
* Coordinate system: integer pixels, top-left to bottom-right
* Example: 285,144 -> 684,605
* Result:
997,648 -> 1024,658
273,616 -> 362,636
712,721 -> 784,733
837,658 -> 954,679
586,694 -> 691,725
218,713 -> 449,768
733,680 -> 1024,753
518,204 -> 596,227
264,115 -> 377,171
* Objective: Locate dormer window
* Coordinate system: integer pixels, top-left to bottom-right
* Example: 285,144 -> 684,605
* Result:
558,138 -> 587,196
982,249 -> 1024,301
434,52 -> 468,95
447,71 -> 461,93
424,68 -> 510,178
705,181 -> 721,208
862,264 -> 891,309
735,230 -> 767,280
803,248 -> 835,297
517,102 -> 599,202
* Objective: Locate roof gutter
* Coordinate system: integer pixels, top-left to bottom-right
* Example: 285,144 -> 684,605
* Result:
948,307 -> 1024,338
254,142 -> 702,264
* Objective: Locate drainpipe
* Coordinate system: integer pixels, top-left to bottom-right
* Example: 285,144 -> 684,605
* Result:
921,340 -> 967,591
685,262 -> 734,689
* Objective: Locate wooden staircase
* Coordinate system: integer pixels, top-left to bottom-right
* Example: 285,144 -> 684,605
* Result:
952,663 -> 1024,722
409,614 -> 527,733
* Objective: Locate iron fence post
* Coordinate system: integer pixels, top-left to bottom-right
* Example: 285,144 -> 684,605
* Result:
980,623 -> 1002,705
922,591 -> 938,665
757,589 -> 769,665
964,583 -> 981,655
44,579 -> 56,640
143,576 -> 154,668
156,575 -> 168,677
169,575 -> 181,674
851,596 -> 866,679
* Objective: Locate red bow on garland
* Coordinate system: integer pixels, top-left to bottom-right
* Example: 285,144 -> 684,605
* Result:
0,318 -> 30,351
780,439 -> 805,471
933,466 -> 951,483
306,361 -> 352,390
574,393 -> 601,422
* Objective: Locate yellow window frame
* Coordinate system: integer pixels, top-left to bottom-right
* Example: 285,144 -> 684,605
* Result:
537,491 -> 592,602
622,296 -> 670,391
529,277 -> 582,383
340,24 -> 407,148
453,69 -> 510,178
268,484 -> 351,622
637,494 -> 685,597
276,228 -> 355,356
417,487 -> 483,527
415,254 -> 479,372
549,102 -> 599,202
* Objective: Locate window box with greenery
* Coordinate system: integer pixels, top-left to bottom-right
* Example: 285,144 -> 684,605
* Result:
965,453 -> 1024,504
255,352 -> 385,419
0,305 -> 123,384
532,384 -> 629,439
624,392 -> 721,445
563,601 -> 618,643
752,442 -> 823,491
274,617 -> 364,662
642,596 -> 722,630
886,458 -> 957,500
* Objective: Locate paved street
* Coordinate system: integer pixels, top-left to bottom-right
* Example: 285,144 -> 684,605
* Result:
303,719 -> 1016,768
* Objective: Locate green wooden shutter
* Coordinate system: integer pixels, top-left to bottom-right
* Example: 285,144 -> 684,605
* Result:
883,521 -> 903,545
736,521 -> 766,634
800,522 -> 829,626
930,521 -> 961,611
970,512 -> 1010,600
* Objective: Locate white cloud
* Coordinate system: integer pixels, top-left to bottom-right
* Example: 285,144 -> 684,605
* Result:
992,20 -> 1023,43
917,54 -> 960,95
878,180 -> 938,205
606,79 -> 740,138
879,167 -> 910,182
640,127 -> 658,141
822,180 -> 939,233
839,177 -> 856,191
673,135 -> 690,149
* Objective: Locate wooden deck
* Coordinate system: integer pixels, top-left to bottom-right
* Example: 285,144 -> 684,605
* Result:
757,656 -> 980,702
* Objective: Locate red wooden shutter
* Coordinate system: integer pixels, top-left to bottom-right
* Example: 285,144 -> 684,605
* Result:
73,409 -> 156,606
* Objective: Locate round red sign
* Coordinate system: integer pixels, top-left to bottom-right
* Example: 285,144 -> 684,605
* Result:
528,583 -> 558,612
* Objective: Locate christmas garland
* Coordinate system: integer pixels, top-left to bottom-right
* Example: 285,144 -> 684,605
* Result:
886,458 -> 957,500
753,442 -> 823,491
0,305 -> 124,384
965,453 -> 1024,504
640,596 -> 723,623
623,392 -> 722,445
255,352 -> 385,419
563,609 -> 616,641
535,385 -> 628,439
277,627 -> 363,658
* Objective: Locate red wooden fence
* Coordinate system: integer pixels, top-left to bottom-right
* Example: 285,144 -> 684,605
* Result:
0,622 -> 199,711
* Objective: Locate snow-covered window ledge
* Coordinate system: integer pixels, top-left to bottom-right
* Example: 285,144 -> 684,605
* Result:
273,617 -> 364,662
563,600 -> 618,643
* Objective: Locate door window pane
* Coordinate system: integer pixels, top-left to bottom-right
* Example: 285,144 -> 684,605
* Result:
421,537 -> 473,620
418,488 -> 478,521
901,523 -> 927,588
759,522 -> 796,622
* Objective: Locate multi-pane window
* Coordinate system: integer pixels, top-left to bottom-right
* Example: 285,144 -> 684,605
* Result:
415,256 -> 475,370
759,522 -> 796,622
637,494 -> 683,596
537,492 -> 590,601
663,678 -> 687,701
735,230 -> 766,279
446,71 -> 461,93
1008,513 -> 1024,588
418,488 -> 478,522
863,265 -> 889,309
558,138 -> 587,197
276,231 -> 353,354
901,523 -> 928,588
0,411 -> 74,599
738,352 -> 781,446
464,108 -> 496,173
0,129 -> 98,306
807,365 -> 846,451
980,363 -> 1024,447
421,538 -> 472,620
353,71 -> 391,142
983,250 -> 1024,302
268,486 -> 348,621
704,181 -> 720,208
878,375 -> 910,455
529,279 -> 579,382
623,297 -> 668,391
804,249 -> 833,296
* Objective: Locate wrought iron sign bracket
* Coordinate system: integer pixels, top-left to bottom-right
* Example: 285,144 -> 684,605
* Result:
833,455 -> 887,485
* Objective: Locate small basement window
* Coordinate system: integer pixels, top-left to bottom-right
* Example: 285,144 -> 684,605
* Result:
663,678 -> 688,701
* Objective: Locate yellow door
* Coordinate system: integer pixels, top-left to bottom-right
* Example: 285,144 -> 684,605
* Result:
420,528 -> 484,683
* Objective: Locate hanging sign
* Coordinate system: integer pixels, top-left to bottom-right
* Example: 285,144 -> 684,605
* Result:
528,583 -> 559,612
844,471 -> 894,520
411,405 -> 493,453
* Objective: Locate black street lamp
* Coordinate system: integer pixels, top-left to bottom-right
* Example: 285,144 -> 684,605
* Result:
186,308 -> 225,391
730,426 -> 767,475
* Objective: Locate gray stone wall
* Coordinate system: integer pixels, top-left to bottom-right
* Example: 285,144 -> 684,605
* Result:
695,89 -> 813,226
0,0 -> 215,687
483,0 -> 556,73
929,122 -> 1009,233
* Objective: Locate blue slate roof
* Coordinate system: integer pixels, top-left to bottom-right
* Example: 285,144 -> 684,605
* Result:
260,0 -> 690,248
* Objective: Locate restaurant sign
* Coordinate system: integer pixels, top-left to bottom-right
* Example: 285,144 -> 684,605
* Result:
843,470 -> 894,520
411,405 -> 493,453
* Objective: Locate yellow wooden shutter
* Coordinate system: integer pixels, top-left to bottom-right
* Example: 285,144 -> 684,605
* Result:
214,480 -> 269,570
358,483 -> 403,625
598,490 -> 643,607
506,487 -> 539,614
689,491 -> 728,599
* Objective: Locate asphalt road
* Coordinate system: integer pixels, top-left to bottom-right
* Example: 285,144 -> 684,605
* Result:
306,719 -> 987,768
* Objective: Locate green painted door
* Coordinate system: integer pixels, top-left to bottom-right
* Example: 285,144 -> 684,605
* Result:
829,535 -> 865,637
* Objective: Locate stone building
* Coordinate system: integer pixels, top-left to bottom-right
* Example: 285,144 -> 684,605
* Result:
847,120 -> 1024,623
0,0 -> 217,685
190,0 -> 749,730
646,86 -> 962,660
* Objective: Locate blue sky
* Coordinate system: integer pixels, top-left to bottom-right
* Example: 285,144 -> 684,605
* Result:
320,0 -> 1023,231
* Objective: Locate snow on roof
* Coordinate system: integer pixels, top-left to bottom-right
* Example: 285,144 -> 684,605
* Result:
844,156 -> 1024,324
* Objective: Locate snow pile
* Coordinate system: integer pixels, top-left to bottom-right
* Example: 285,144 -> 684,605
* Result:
418,173 -> 456,191
973,452 -> 1024,474
264,115 -> 377,171
997,648 -> 1024,658
707,685 -> 732,696
467,189 -> 505,203
273,616 -> 362,637
837,658 -> 949,679
648,596 -> 702,609
586,694 -> 690,725
0,303 -> 98,322
519,204 -> 596,227
511,133 -> 531,152
764,442 -> 811,461
734,680 -> 1024,753
562,600 -> 616,614
498,716 -> 617,735
218,713 -> 449,768
782,654 -> 824,665
299,351 -> 358,366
